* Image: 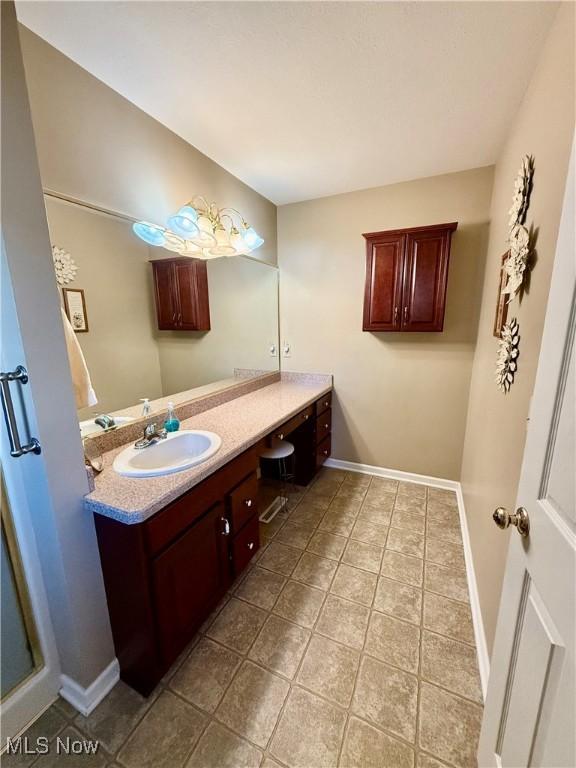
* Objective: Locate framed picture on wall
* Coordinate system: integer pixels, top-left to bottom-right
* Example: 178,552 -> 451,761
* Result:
493,252 -> 510,339
63,287 -> 89,332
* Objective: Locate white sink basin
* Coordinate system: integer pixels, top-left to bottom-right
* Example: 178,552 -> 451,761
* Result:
113,430 -> 222,478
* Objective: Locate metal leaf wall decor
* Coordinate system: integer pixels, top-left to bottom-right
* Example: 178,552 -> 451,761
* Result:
503,155 -> 534,302
495,317 -> 520,393
52,245 -> 78,286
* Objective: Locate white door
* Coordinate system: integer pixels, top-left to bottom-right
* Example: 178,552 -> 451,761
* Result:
0,1 -> 62,739
478,141 -> 575,767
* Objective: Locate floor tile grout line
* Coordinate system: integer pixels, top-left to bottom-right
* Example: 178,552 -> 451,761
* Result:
337,473 -> 414,765
265,470 -> 366,761
239,471 -> 349,759
331,471 -> 378,767
262,498 -> 345,762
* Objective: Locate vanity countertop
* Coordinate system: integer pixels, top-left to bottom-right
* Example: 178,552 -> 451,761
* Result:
84,377 -> 332,524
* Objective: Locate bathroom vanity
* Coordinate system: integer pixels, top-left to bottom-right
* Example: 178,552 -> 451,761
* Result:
86,376 -> 332,696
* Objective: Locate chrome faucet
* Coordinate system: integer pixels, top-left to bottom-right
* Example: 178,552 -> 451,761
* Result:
134,422 -> 167,450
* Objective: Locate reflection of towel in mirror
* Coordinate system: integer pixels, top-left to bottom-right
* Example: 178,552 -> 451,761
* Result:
60,307 -> 98,409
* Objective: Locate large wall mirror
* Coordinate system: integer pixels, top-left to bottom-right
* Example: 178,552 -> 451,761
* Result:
45,196 -> 280,438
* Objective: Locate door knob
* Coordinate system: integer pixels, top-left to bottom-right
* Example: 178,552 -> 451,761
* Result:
492,506 -> 530,537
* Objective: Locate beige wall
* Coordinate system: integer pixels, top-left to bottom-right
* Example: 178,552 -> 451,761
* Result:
19,26 -> 277,266
45,197 -> 164,419
278,167 -> 494,480
460,3 -> 575,654
157,257 -> 279,395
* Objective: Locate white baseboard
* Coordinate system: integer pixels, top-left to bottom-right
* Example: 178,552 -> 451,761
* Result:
455,485 -> 490,700
325,456 -> 490,699
324,458 -> 459,491
59,658 -> 119,717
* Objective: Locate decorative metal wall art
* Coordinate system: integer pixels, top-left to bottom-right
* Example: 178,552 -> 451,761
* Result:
495,317 -> 520,393
52,245 -> 78,285
503,155 -> 534,301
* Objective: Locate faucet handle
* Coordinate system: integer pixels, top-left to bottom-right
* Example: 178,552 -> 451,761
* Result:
144,422 -> 157,438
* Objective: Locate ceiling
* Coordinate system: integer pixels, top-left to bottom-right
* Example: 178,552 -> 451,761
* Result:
16,1 -> 557,205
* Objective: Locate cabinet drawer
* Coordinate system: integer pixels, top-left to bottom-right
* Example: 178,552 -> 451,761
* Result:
233,514 -> 260,575
316,409 -> 331,445
145,446 -> 259,556
316,392 -> 332,417
272,405 -> 314,441
229,472 -> 258,533
316,434 -> 331,469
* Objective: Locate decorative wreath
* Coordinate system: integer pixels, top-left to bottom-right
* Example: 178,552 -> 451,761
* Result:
52,245 -> 78,285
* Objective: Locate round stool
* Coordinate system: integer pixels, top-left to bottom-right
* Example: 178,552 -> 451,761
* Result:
260,439 -> 295,515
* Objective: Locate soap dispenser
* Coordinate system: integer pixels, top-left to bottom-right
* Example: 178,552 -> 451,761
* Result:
140,398 -> 151,417
164,402 -> 180,433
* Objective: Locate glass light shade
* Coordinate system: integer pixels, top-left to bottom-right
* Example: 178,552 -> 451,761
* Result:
133,221 -> 166,247
167,205 -> 199,238
190,214 -> 217,247
179,240 -> 202,257
163,231 -> 187,253
230,229 -> 249,255
208,226 -> 236,257
201,248 -> 221,260
243,226 -> 264,250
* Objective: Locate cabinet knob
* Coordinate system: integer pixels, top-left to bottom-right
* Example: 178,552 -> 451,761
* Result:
404,306 -> 408,322
323,449 -> 328,456
394,306 -> 399,323
324,423 -> 329,429
304,414 -> 309,420
172,313 -> 176,322
221,517 -> 230,535
244,499 -> 253,508
324,401 -> 329,407
247,542 -> 254,550
278,432 -> 284,440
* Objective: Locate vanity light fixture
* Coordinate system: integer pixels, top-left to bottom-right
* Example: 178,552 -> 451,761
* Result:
132,196 -> 264,259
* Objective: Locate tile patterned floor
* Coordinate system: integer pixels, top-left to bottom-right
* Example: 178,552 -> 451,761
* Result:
6,470 -> 483,768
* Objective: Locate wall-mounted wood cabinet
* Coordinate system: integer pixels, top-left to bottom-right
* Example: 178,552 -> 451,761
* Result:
151,257 -> 210,331
362,222 -> 457,332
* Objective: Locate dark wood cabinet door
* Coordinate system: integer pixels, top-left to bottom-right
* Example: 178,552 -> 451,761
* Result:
362,234 -> 404,331
192,260 -> 211,330
152,501 -> 230,666
152,260 -> 178,329
174,260 -> 198,329
362,223 -> 457,333
401,228 -> 452,332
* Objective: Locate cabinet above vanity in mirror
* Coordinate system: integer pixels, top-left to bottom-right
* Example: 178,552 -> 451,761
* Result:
151,257 -> 211,331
